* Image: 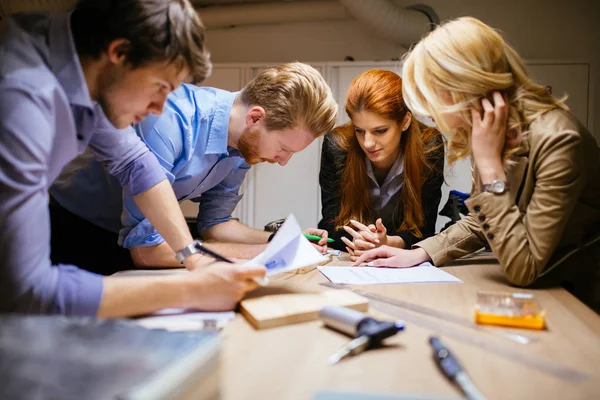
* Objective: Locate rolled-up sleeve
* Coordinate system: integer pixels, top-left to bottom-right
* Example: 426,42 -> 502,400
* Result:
87,121 -> 166,197
119,113 -> 181,249
0,85 -> 103,315
196,159 -> 249,233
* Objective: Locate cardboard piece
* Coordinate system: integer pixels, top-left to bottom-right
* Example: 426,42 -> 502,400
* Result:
240,289 -> 368,329
293,253 -> 333,274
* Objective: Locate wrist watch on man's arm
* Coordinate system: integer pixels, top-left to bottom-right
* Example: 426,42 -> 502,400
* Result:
175,240 -> 203,264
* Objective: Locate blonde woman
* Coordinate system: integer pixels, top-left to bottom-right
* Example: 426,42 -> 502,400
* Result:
354,17 -> 600,312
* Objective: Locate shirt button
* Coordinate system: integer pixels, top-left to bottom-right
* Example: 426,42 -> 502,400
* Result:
478,215 -> 486,222
474,205 -> 481,212
77,134 -> 84,140
483,223 -> 490,231
487,233 -> 494,240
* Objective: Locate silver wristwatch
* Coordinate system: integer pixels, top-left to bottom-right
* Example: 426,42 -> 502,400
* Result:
175,240 -> 202,264
482,179 -> 508,194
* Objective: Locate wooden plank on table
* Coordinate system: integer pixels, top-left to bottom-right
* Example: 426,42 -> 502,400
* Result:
240,289 -> 368,329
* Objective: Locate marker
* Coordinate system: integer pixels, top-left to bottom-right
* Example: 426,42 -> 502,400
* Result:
429,336 -> 487,400
303,233 -> 335,243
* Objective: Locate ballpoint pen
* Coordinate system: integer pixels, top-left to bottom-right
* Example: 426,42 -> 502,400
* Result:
429,336 -> 487,400
192,241 -> 269,286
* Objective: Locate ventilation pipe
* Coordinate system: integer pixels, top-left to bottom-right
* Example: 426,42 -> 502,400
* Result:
0,0 -> 438,48
337,0 -> 438,48
198,1 -> 353,28
197,0 -> 438,48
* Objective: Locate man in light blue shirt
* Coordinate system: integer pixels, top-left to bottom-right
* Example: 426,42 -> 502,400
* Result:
51,63 -> 338,270
0,0 -> 266,316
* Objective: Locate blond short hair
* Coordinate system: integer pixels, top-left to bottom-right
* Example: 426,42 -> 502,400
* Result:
402,17 -> 567,164
239,62 -> 338,137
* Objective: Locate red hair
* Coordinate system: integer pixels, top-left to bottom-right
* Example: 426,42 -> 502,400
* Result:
332,70 -> 442,237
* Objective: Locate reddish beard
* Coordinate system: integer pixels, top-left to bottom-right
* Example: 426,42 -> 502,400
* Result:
238,127 -> 275,164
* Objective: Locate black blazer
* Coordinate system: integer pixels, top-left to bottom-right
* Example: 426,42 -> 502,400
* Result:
318,133 -> 445,251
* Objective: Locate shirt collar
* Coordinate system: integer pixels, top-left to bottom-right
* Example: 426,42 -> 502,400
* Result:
365,155 -> 404,188
48,12 -> 94,110
205,90 -> 239,155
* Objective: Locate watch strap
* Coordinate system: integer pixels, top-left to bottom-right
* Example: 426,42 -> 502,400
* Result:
175,240 -> 202,264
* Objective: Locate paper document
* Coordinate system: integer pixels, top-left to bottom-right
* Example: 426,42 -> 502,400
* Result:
134,309 -> 235,332
318,263 -> 462,285
245,213 -> 329,276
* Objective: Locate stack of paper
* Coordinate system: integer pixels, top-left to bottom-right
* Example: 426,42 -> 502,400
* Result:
134,308 -> 235,332
318,262 -> 462,285
245,213 -> 329,276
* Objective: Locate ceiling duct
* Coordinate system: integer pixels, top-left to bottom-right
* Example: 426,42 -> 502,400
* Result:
0,0 -> 438,48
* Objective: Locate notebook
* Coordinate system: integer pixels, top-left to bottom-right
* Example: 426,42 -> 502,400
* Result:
0,315 -> 220,400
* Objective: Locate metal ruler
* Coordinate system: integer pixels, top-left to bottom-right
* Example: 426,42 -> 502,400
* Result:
320,282 -> 536,345
320,283 -> 590,382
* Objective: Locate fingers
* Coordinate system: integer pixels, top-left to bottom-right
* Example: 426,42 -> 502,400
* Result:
346,246 -> 355,258
242,279 -> 260,292
341,236 -> 355,250
375,218 -> 387,234
353,239 -> 376,250
342,235 -> 374,251
352,247 -> 388,266
343,225 -> 362,240
492,91 -> 508,128
304,228 -> 329,245
349,219 -> 368,231
481,97 -> 495,125
347,221 -> 379,243
368,224 -> 376,232
312,243 -> 327,253
235,264 -> 267,280
369,257 -> 394,267
350,220 -> 379,243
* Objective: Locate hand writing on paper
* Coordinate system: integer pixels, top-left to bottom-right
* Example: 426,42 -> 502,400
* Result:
187,262 -> 266,310
302,228 -> 329,253
352,246 -> 430,268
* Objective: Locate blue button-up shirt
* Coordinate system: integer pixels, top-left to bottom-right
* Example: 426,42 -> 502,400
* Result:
0,13 -> 166,315
51,84 -> 250,250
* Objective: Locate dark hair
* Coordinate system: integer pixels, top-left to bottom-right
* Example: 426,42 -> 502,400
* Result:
71,0 -> 211,83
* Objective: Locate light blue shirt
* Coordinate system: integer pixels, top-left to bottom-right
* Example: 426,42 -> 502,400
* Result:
0,13 -> 166,315
52,84 -> 250,250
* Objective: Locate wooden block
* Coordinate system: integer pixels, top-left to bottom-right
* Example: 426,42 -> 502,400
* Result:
293,253 -> 333,274
240,289 -> 368,330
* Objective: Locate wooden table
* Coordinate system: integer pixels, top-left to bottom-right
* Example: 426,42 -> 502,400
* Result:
220,255 -> 600,400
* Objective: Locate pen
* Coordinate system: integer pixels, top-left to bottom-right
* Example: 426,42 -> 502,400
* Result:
429,336 -> 487,400
320,306 -> 405,364
192,241 -> 269,286
303,233 -> 335,243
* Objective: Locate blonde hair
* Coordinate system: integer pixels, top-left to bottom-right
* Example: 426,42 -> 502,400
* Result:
239,62 -> 338,137
402,17 -> 568,164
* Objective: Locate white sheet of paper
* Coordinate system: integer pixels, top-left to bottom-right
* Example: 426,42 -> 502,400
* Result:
134,309 -> 235,332
318,263 -> 462,285
245,213 -> 328,276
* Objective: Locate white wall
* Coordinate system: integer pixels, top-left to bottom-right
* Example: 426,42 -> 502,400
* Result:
202,0 -> 600,141
196,0 -> 599,232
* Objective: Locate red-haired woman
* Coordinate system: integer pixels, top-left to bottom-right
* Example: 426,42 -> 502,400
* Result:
318,70 -> 444,260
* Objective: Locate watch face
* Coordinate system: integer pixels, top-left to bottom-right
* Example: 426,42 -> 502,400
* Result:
491,180 -> 506,193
